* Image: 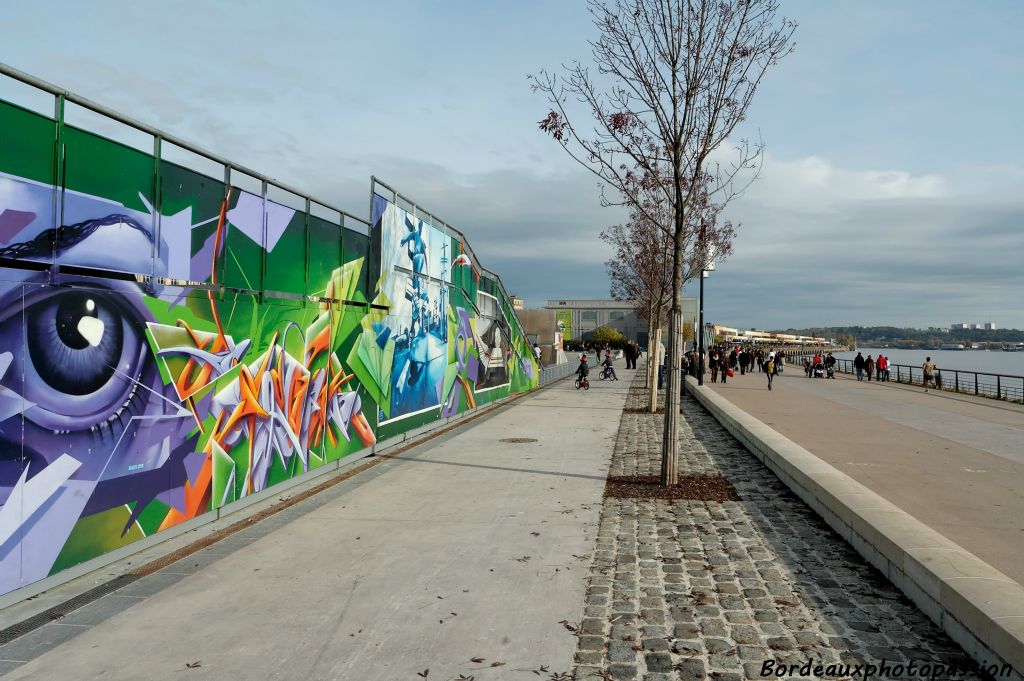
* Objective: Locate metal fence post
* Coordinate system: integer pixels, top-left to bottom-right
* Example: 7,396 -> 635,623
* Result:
51,93 -> 65,281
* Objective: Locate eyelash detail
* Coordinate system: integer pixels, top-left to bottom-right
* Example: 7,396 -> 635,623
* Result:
87,367 -> 146,444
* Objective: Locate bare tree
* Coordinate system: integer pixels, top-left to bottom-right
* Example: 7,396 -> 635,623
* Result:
602,192 -> 733,414
532,0 -> 794,485
602,207 -> 671,413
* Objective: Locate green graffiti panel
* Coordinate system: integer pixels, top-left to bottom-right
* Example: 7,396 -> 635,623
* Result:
60,126 -> 155,275
220,189 -> 266,293
0,100 -> 55,185
63,126 -> 152,213
0,77 -> 542,598
342,227 -> 370,303
265,205 -> 306,296
0,102 -> 56,271
159,160 -> 227,283
307,215 -> 343,298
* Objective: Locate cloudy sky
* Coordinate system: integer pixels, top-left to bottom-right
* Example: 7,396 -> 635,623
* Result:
3,1 -> 1021,329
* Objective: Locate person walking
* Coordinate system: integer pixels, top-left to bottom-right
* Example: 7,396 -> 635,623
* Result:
765,352 -> 776,391
854,352 -> 865,380
709,351 -> 719,383
876,354 -> 887,381
533,343 -> 542,364
922,357 -> 937,392
680,352 -> 690,394
865,355 -> 875,382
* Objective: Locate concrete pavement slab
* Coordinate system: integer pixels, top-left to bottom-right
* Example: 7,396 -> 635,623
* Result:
706,368 -> 1024,584
0,377 -> 629,681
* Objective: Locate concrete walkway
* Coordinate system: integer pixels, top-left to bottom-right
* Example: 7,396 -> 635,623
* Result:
705,365 -> 1024,584
0,377 -> 629,680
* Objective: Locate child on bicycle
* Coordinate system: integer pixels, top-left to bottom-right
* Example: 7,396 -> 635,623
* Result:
576,355 -> 590,380
601,354 -> 618,381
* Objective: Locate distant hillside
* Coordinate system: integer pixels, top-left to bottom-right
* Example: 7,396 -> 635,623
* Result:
774,326 -> 1024,349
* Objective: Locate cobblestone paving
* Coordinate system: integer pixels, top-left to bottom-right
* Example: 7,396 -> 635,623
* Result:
573,366 -> 981,680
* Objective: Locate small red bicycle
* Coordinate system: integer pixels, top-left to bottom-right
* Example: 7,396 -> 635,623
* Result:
575,375 -> 590,390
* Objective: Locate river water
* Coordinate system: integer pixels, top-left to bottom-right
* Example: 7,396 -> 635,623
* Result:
834,347 -> 1024,377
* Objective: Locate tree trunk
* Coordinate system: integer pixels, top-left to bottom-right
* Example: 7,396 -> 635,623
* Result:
661,308 -> 680,486
646,301 -> 656,409
660,189 -> 687,487
648,320 -> 661,414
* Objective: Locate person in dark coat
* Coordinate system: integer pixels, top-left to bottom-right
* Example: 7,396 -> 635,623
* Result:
854,352 -> 865,381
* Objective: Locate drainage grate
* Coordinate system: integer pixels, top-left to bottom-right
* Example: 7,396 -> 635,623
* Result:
499,437 -> 538,444
0,574 -> 141,645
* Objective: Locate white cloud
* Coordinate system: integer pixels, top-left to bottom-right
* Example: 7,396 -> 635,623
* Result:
744,153 -> 947,205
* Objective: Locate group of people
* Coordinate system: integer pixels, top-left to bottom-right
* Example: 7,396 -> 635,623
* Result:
575,345 -> 620,383
802,352 -> 838,378
700,347 -> 787,384
642,342 -> 944,396
573,341 -> 943,397
621,341 -> 643,369
852,351 -> 890,382
669,346 -> 787,391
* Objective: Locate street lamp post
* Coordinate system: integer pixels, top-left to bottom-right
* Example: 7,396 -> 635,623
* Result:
698,268 -> 706,385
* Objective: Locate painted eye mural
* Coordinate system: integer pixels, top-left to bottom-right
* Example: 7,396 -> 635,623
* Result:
0,85 -> 538,598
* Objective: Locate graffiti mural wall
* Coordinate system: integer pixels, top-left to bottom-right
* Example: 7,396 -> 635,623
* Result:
0,84 -> 537,597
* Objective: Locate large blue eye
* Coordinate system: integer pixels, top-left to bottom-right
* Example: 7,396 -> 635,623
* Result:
29,291 -> 124,395
0,285 -> 150,433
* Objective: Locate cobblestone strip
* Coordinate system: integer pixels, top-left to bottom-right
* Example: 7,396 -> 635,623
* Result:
573,364 -> 980,680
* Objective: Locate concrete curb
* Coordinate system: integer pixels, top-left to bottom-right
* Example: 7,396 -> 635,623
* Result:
685,375 -> 1024,679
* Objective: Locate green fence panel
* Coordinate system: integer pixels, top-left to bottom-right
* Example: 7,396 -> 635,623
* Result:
0,102 -> 57,270
0,100 -> 56,184
264,202 -> 306,296
341,226 -> 369,303
60,126 -> 154,276
220,189 -> 265,293
158,160 -> 227,284
306,214 -> 343,299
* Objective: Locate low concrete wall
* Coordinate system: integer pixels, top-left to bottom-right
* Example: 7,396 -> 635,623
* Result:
686,376 -> 1024,679
540,360 -> 576,385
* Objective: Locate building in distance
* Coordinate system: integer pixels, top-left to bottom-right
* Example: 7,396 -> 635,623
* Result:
545,298 -> 698,346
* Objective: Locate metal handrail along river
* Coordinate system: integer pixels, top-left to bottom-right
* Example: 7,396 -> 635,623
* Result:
787,355 -> 1024,402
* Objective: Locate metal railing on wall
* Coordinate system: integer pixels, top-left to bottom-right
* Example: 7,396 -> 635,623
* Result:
539,361 -> 576,386
786,355 -> 1024,403
0,61 -> 372,305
